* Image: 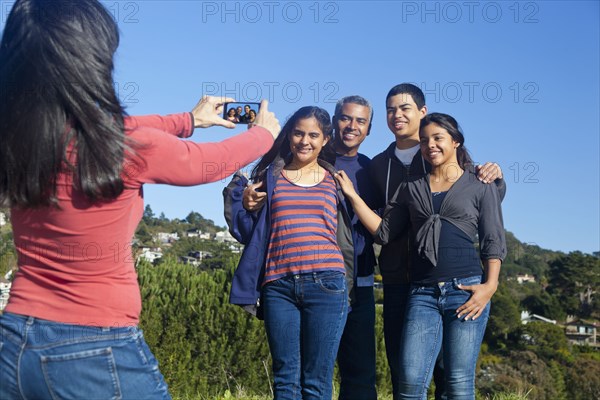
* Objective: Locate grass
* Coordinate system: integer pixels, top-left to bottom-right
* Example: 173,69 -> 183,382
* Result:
174,389 -> 530,400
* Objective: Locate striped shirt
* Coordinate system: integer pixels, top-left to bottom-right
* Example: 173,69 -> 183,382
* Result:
263,170 -> 345,285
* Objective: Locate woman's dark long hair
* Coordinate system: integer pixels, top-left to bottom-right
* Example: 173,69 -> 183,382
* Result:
0,0 -> 128,207
420,113 -> 473,169
250,106 -> 335,182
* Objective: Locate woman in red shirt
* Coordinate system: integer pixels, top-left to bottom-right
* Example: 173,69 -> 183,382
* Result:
0,1 -> 279,399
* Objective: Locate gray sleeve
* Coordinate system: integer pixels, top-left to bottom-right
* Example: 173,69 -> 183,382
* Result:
374,183 -> 410,245
494,177 -> 507,202
478,183 -> 507,261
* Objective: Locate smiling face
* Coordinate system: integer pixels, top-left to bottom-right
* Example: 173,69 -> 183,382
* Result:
334,103 -> 371,156
419,122 -> 459,168
386,93 -> 427,148
289,116 -> 329,167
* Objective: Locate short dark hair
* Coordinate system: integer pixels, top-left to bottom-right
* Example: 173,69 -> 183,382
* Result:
333,95 -> 374,135
386,83 -> 426,109
0,0 -> 130,207
251,106 -> 335,182
420,113 -> 473,169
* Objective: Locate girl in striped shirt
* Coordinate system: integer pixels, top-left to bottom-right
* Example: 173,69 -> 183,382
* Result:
240,106 -> 354,399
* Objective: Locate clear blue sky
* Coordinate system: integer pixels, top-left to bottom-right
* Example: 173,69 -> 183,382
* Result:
3,1 -> 598,254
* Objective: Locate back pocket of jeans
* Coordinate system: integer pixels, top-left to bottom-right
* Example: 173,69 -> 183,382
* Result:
41,347 -> 122,400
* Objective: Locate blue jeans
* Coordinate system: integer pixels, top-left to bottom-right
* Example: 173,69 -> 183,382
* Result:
0,312 -> 170,400
398,276 -> 490,400
262,271 -> 348,400
384,284 -> 447,400
337,285 -> 377,400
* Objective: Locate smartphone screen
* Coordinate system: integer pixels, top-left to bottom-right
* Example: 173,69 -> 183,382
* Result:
223,102 -> 261,124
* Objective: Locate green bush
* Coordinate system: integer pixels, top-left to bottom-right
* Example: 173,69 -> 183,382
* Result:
138,259 -> 271,397
138,259 -> 599,399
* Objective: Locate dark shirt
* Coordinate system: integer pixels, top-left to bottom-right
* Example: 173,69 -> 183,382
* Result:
410,191 -> 483,284
335,153 -> 377,278
376,170 -> 506,280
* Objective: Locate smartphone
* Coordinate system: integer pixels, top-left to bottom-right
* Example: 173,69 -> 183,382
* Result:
223,102 -> 261,124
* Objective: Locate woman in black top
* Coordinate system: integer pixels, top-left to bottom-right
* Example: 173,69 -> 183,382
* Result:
336,113 -> 506,400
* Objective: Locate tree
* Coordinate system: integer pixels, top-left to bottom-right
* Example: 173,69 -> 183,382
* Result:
134,220 -> 155,247
565,356 -> 600,400
519,322 -> 572,363
478,350 -> 565,400
485,288 -> 522,349
137,260 -> 272,397
185,211 -> 205,227
548,252 -> 600,317
522,291 -> 566,321
520,253 -> 548,281
143,204 -> 155,225
0,230 -> 16,278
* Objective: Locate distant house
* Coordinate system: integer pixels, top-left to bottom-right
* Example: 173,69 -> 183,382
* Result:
186,229 -> 201,238
0,212 -> 6,227
0,278 -> 11,311
138,248 -> 163,264
521,311 -> 556,325
154,232 -> 179,244
565,317 -> 599,348
215,230 -> 237,244
227,243 -> 242,254
186,229 -> 212,240
516,274 -> 536,284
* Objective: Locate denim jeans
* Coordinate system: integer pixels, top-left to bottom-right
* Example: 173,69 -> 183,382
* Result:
384,284 -> 447,400
398,276 -> 490,400
262,271 -> 348,400
0,312 -> 170,400
337,285 -> 377,400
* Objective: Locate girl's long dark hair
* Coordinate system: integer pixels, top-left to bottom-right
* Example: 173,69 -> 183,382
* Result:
250,106 -> 335,182
420,113 -> 473,169
0,0 -> 129,207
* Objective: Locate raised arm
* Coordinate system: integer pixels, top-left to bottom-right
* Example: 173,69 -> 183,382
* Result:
335,170 -> 410,245
335,170 -> 382,235
223,172 -> 259,244
126,99 -> 280,186
123,96 -> 280,140
125,113 -> 195,138
124,95 -> 238,138
128,125 -> 274,186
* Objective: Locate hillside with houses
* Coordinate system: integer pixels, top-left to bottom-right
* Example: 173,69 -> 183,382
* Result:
0,207 -> 598,398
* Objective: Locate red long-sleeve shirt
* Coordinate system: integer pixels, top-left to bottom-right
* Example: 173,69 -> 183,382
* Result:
6,113 -> 273,326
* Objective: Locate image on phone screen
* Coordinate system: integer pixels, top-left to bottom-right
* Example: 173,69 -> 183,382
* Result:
223,102 -> 261,124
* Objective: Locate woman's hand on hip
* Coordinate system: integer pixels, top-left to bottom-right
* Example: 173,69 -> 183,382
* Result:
456,281 -> 497,321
